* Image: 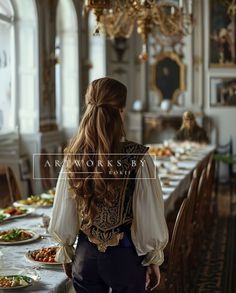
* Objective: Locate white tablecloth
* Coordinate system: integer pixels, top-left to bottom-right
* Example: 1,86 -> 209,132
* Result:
0,208 -> 74,293
157,144 -> 215,216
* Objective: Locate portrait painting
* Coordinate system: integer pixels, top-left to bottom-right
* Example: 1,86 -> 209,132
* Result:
210,77 -> 236,107
151,52 -> 185,105
209,0 -> 236,67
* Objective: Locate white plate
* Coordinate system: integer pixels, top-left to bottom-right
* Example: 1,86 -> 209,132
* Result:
159,175 -> 181,181
40,193 -> 54,199
162,187 -> 175,194
13,201 -> 52,209
172,169 -> 189,175
0,207 -> 35,220
0,229 -> 40,245
0,275 -> 33,290
25,249 -> 62,267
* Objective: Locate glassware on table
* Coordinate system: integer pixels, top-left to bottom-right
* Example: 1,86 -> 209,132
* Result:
41,215 -> 50,234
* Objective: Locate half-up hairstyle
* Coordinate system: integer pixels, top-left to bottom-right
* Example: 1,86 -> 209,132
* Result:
65,77 -> 127,224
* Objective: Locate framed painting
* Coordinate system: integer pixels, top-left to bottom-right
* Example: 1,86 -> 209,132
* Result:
151,52 -> 185,105
209,0 -> 236,67
210,77 -> 236,106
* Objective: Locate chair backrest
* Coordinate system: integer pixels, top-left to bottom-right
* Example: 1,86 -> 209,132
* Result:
192,168 -> 207,239
199,154 -> 215,220
0,165 -> 21,208
206,154 -> 215,198
196,168 -> 207,212
186,169 -> 198,224
167,198 -> 189,285
195,152 -> 210,181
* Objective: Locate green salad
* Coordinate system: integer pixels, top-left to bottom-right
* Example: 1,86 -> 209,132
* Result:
0,275 -> 32,288
0,214 -> 7,223
0,229 -> 32,242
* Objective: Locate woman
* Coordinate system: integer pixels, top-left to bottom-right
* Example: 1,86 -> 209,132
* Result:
175,111 -> 209,144
49,77 -> 168,293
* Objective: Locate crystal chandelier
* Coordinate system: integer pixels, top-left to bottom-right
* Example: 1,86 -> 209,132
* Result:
84,0 -> 194,61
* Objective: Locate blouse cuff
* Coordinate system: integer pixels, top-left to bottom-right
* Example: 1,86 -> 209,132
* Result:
55,245 -> 75,263
142,249 -> 164,266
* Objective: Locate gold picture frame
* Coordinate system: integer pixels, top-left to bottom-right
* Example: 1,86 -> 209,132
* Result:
210,77 -> 236,107
209,0 -> 236,67
151,52 -> 185,105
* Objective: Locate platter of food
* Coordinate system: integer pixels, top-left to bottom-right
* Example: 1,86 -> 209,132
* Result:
149,146 -> 175,158
25,246 -> 62,266
0,207 -> 35,220
0,275 -> 33,290
0,228 -> 40,245
14,195 -> 54,208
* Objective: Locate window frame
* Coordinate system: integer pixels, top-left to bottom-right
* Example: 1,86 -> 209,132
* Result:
0,3 -> 15,134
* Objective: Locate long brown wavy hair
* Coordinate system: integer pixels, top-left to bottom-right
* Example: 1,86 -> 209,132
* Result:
65,77 -> 127,224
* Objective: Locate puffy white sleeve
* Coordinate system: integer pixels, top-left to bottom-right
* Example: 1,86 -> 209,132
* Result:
131,154 -> 169,266
48,163 -> 80,263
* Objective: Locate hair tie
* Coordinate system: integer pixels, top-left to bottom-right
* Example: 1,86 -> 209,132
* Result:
88,101 -> 104,108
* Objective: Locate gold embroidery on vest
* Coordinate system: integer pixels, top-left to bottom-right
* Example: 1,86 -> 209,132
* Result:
80,142 -> 148,251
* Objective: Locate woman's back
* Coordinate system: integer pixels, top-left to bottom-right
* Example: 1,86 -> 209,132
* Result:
49,77 -> 168,293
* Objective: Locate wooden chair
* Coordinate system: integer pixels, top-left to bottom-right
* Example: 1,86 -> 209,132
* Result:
0,165 -> 21,208
182,170 -> 199,288
188,168 -> 207,269
157,199 -> 190,293
204,154 -> 216,220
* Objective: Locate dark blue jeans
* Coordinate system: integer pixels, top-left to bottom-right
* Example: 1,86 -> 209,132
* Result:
72,233 -> 146,293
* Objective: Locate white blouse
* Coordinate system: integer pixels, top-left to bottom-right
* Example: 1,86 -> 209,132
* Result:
48,154 -> 169,266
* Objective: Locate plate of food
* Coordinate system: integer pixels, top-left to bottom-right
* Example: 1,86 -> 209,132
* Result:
160,180 -> 179,188
47,187 -> 56,196
0,275 -> 33,290
0,228 -> 40,245
40,193 -> 54,200
14,195 -> 54,208
149,146 -> 175,159
25,246 -> 62,266
0,207 -> 35,220
0,213 -> 10,224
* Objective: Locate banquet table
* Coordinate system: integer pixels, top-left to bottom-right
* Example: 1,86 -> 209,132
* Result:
0,207 -> 74,293
154,144 -> 215,216
0,143 -> 215,292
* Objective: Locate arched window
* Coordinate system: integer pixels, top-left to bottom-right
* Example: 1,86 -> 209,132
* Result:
0,1 -> 14,133
56,0 -> 79,130
88,13 -> 106,82
0,0 -> 39,134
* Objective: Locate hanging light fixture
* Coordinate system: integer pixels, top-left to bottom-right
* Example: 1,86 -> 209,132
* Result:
83,0 -> 194,61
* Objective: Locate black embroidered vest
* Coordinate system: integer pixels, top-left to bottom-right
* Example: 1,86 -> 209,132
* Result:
80,141 -> 149,252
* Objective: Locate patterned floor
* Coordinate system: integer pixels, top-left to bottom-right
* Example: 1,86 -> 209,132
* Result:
191,188 -> 236,293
